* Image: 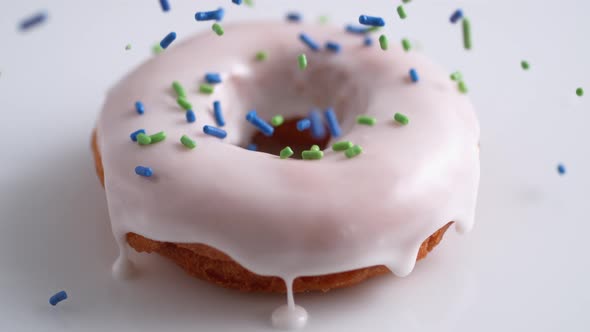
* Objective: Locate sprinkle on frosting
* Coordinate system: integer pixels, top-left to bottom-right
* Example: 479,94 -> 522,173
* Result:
576,87 -> 584,97
557,163 -> 566,175
458,81 -> 468,94
345,145 -> 363,158
409,68 -> 419,83
135,166 -> 153,177
203,125 -> 227,139
299,33 -> 320,51
358,15 -> 385,27
271,115 -> 285,126
213,101 -> 225,127
19,11 -> 47,31
298,54 -> 308,70
137,133 -> 152,145
49,291 -> 67,306
309,110 -> 327,139
212,23 -> 224,36
357,115 -> 376,126
296,118 -> 311,131
345,24 -> 370,35
180,135 -> 196,149
246,143 -> 257,151
402,38 -> 411,52
379,34 -> 388,50
286,12 -> 302,22
255,51 -> 268,61
186,110 -> 196,123
521,60 -> 530,70
450,9 -> 463,24
246,111 -> 274,136
462,18 -> 472,50
310,145 -> 320,151
302,148 -> 323,160
130,129 -> 146,142
325,41 -> 341,53
450,71 -> 463,81
195,8 -> 225,21
397,6 -> 407,19
160,32 -> 177,49
205,73 -> 222,84
199,84 -> 215,94
177,96 -> 192,110
364,36 -> 373,46
135,101 -> 145,115
280,146 -> 294,159
394,113 -> 409,125
159,0 -> 170,12
149,131 -> 167,144
172,81 -> 186,98
332,141 -> 353,151
324,108 -> 342,137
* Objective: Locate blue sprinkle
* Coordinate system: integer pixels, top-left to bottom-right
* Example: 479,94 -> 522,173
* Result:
325,41 -> 341,53
409,68 -> 419,83
135,101 -> 145,115
324,108 -> 342,138
135,166 -> 153,177
130,129 -> 146,142
232,0 -> 243,4
195,7 -> 225,21
205,72 -> 222,84
159,32 -> 177,49
557,163 -> 566,175
358,15 -> 385,27
299,33 -> 320,52
296,118 -> 311,131
49,291 -> 67,306
186,110 -> 196,123
246,112 -> 274,136
19,11 -> 47,31
450,9 -> 463,24
364,36 -> 373,46
203,125 -> 227,139
286,12 -> 302,22
213,101 -> 225,127
246,143 -> 258,151
345,24 -> 370,35
159,0 -> 171,12
309,109 -> 327,139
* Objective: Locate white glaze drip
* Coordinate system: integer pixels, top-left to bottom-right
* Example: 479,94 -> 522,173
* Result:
271,278 -> 308,330
97,22 -> 480,329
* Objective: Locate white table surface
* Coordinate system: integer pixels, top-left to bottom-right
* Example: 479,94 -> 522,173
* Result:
1,0 -> 589,331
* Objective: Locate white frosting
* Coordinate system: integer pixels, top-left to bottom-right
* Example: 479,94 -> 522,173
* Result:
97,22 -> 480,329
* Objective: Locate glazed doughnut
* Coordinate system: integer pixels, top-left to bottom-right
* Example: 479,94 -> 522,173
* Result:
93,22 -> 479,328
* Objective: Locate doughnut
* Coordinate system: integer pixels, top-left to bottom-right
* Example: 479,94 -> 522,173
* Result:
93,22 -> 480,328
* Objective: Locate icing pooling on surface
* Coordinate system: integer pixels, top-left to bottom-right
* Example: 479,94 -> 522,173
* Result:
97,22 -> 480,329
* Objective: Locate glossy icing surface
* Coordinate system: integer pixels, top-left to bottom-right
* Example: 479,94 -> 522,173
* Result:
97,22 -> 480,329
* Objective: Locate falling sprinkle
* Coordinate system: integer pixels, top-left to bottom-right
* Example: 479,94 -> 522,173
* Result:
125,44 -> 132,50
557,163 -> 566,175
180,135 -> 197,149
402,38 -> 411,51
458,81 -> 468,94
450,71 -> 463,81
397,6 -> 407,19
450,9 -> 463,24
244,0 -> 254,7
286,12 -> 302,22
195,8 -> 225,21
318,15 -> 329,24
521,60 -> 530,70
379,34 -> 388,50
49,291 -> 68,306
394,113 -> 409,125
212,23 -> 224,36
232,0 -> 243,5
298,54 -> 308,70
324,108 -> 342,137
19,11 -> 47,31
309,110 -> 327,139
280,147 -> 294,159
297,118 -> 311,131
576,87 -> 584,97
462,18 -> 472,50
364,36 -> 373,47
160,32 -> 177,49
346,24 -> 370,35
247,113 -> 274,136
357,115 -> 377,126
271,115 -> 285,127
159,0 -> 170,12
358,15 -> 385,27
135,166 -> 153,177
345,145 -> 363,159
255,51 -> 268,61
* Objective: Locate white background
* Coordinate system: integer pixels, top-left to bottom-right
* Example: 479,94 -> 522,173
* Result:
1,0 -> 589,331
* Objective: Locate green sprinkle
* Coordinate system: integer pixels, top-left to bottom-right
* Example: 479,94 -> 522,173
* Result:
367,26 -> 381,33
255,51 -> 268,61
318,15 -> 329,24
402,38 -> 411,52
462,18 -> 472,50
137,133 -> 152,145
332,141 -> 353,151
280,146 -> 294,159
125,44 -> 132,51
271,115 -> 284,126
177,96 -> 192,110
150,131 -> 166,144
345,145 -> 363,159
450,71 -> 463,81
379,34 -> 388,50
212,23 -> 224,36
458,81 -> 468,94
576,87 -> 584,96
357,115 -> 377,126
402,0 -> 411,3
310,145 -> 320,152
521,60 -> 530,70
301,150 -> 324,160
244,0 -> 254,7
199,84 -> 214,94
394,113 -> 409,125
397,5 -> 407,19
172,81 -> 186,98
298,54 -> 307,70
152,43 -> 163,55
180,135 -> 196,149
